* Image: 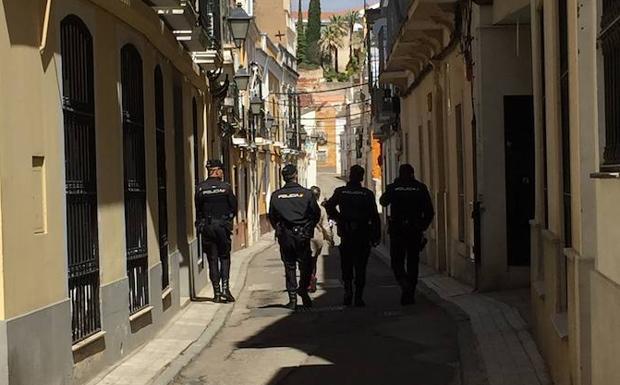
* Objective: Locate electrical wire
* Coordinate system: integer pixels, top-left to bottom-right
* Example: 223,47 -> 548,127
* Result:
271,82 -> 370,95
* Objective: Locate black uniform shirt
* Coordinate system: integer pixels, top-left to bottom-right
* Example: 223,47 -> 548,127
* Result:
195,177 -> 238,221
325,182 -> 381,240
269,182 -> 320,230
379,178 -> 434,231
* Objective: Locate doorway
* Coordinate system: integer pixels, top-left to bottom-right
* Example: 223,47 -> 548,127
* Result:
504,95 -> 535,266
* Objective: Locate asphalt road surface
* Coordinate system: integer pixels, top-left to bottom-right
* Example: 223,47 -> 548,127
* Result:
172,173 -> 465,385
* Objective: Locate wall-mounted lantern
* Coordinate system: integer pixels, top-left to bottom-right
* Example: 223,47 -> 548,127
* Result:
250,95 -> 263,115
234,67 -> 251,91
228,3 -> 252,49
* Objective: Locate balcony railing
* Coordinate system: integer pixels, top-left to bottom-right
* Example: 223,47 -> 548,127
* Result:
384,0 -> 414,60
151,0 -> 224,68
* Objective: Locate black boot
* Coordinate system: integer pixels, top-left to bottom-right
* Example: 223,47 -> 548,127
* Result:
213,283 -> 222,303
354,286 -> 365,307
343,281 -> 353,306
298,290 -> 313,308
221,280 -> 235,303
285,291 -> 298,310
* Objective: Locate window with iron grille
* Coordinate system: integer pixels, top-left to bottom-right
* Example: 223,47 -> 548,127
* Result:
192,98 -> 204,270
558,0 -> 570,312
154,66 -> 169,290
61,15 -> 101,344
456,104 -> 466,243
601,0 -> 620,166
121,44 -> 150,314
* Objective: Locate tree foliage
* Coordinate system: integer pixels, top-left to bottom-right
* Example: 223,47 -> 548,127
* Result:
319,19 -> 346,73
296,22 -> 307,63
306,0 -> 322,65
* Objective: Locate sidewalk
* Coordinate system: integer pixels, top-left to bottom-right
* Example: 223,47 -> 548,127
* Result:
374,247 -> 552,385
87,235 -> 275,385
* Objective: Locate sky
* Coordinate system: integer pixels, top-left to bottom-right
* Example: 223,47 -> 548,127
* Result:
293,0 -> 371,12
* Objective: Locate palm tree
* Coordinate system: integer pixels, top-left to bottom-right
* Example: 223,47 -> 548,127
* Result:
319,23 -> 345,72
320,17 -> 346,72
345,11 -> 361,63
329,15 -> 348,36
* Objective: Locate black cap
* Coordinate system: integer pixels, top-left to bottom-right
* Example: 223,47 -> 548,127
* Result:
282,164 -> 298,180
206,159 -> 224,169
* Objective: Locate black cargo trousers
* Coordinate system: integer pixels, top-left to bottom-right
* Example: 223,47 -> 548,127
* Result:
389,222 -> 424,292
277,226 -> 313,295
201,218 -> 233,285
339,225 -> 372,292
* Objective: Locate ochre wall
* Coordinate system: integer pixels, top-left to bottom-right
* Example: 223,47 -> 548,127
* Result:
0,0 -> 206,319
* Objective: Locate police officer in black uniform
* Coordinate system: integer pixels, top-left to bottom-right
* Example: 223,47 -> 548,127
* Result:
195,160 -> 238,303
380,164 -> 434,305
325,165 -> 381,307
269,164 -> 321,310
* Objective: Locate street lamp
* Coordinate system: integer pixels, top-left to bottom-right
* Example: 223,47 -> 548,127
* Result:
250,95 -> 263,115
228,3 -> 252,49
234,67 -> 251,91
265,112 -> 275,130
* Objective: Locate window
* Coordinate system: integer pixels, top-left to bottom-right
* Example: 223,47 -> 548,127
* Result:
61,15 -> 101,343
558,0 -> 570,311
540,9 -> 549,229
418,125 -> 424,182
456,104 -> 466,243
154,66 -> 169,290
601,0 -> 620,166
559,0 -> 572,248
427,120 -> 433,192
192,98 -> 204,270
121,44 -> 149,315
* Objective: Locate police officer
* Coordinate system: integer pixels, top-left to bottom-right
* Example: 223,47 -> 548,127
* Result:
195,160 -> 238,303
380,164 -> 434,305
325,165 -> 381,307
269,164 -> 321,310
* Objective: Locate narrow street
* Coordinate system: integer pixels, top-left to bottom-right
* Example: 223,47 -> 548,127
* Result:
172,174 -> 470,385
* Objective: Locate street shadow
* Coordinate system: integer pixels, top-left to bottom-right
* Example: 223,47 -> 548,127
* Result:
238,243 -> 461,385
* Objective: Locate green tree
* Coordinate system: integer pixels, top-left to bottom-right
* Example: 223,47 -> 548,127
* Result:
345,11 -> 361,62
306,0 -> 322,65
296,0 -> 306,63
296,23 -> 307,63
319,23 -> 345,73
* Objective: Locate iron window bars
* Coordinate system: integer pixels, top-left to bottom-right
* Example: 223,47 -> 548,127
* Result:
155,67 -> 170,290
121,44 -> 150,314
61,15 -> 102,343
601,0 -> 620,166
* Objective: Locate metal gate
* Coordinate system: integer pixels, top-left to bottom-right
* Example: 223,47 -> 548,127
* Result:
61,15 -> 102,343
121,44 -> 150,314
155,67 -> 169,289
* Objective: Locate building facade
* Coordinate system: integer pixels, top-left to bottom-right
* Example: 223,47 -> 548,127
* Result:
0,0 -> 222,383
528,1 -> 620,384
0,0 -> 303,383
373,0 -> 534,291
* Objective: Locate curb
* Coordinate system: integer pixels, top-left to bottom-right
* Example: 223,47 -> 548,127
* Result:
150,236 -> 275,385
372,246 -> 489,385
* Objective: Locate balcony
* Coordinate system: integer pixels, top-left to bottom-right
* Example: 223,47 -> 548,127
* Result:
380,0 -> 458,87
153,1 -> 197,32
151,0 -> 223,70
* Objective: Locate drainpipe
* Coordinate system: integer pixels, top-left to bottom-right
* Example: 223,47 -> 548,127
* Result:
39,0 -> 53,52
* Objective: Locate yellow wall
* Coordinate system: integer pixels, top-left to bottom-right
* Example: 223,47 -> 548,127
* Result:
0,0 -> 206,319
